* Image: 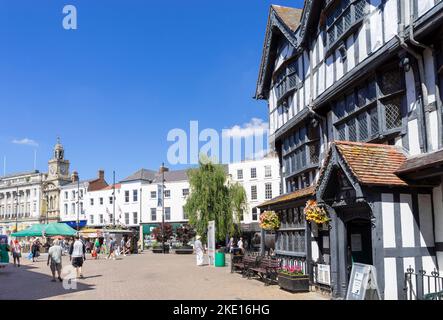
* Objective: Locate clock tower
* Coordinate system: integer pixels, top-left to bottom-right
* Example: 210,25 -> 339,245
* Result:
41,138 -> 71,223
48,138 -> 70,180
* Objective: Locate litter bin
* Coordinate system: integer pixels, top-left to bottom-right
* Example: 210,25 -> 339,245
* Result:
215,252 -> 226,267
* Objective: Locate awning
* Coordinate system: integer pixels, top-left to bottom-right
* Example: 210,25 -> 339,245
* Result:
142,223 -> 184,235
63,220 -> 88,230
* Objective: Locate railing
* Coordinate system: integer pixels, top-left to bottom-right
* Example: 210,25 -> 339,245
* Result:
404,267 -> 443,300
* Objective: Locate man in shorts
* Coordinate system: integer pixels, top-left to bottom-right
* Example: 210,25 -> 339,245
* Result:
69,236 -> 86,279
47,239 -> 63,282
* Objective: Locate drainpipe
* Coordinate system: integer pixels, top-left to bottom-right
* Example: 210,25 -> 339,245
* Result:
396,1 -> 431,152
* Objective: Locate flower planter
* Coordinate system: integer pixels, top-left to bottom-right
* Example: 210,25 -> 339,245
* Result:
278,272 -> 310,293
152,246 -> 170,254
175,247 -> 194,255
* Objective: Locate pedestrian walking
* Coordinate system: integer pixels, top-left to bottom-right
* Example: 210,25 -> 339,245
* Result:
10,240 -> 21,267
194,235 -> 205,266
47,239 -> 63,282
107,237 -> 116,260
120,237 -> 126,256
69,236 -> 86,279
125,237 -> 131,255
237,237 -> 244,254
31,238 -> 41,262
93,238 -> 100,260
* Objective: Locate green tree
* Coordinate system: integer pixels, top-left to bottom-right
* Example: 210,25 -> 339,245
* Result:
184,158 -> 247,242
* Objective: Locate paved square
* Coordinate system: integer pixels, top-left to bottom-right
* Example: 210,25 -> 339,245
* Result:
0,251 -> 327,300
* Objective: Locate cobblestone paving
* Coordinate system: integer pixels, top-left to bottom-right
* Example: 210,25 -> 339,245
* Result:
0,252 -> 328,300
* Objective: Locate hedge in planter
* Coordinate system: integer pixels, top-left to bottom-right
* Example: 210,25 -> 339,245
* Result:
175,246 -> 194,254
278,266 -> 310,293
152,245 -> 170,254
174,224 -> 196,254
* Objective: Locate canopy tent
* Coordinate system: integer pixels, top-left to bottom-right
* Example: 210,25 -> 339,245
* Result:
44,223 -> 77,237
10,224 -> 47,237
11,223 -> 77,238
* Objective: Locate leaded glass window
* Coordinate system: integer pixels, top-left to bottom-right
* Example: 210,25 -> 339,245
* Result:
358,113 -> 368,141
370,107 -> 379,137
355,0 -> 367,20
332,67 -> 404,143
380,69 -> 402,95
384,97 -> 403,130
348,118 -> 357,141
338,124 -> 346,140
326,0 -> 368,47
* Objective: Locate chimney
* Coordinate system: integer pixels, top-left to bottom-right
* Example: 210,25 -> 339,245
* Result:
71,171 -> 79,183
98,170 -> 105,181
159,164 -> 169,174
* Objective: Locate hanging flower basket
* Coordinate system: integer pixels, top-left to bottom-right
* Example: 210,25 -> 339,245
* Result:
259,211 -> 281,231
304,200 -> 330,225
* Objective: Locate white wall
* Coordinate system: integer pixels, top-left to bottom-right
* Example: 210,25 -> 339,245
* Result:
142,181 -> 190,224
228,156 -> 281,224
433,183 -> 443,272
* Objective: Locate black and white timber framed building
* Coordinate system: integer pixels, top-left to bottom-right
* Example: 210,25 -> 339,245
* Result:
255,0 -> 443,299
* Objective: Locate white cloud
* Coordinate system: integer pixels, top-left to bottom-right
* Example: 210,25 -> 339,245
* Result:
223,118 -> 269,138
12,138 -> 39,147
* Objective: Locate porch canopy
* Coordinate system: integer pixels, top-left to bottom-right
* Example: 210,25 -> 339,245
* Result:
257,186 -> 316,211
315,141 -> 436,205
396,148 -> 443,183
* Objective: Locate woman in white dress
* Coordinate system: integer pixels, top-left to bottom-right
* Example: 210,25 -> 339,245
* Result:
194,235 -> 204,266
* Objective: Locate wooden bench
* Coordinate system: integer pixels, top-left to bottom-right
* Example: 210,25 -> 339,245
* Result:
230,254 -> 244,274
242,255 -> 260,278
248,256 -> 280,286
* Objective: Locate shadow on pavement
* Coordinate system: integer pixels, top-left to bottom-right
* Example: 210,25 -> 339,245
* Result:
0,264 -> 96,300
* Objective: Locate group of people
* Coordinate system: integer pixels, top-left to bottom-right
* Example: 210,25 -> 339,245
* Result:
227,237 -> 246,254
7,237 -> 43,267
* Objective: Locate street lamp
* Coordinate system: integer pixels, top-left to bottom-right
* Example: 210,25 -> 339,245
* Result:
14,187 -> 21,232
113,171 -> 116,227
76,178 -> 83,232
45,194 -> 49,225
160,163 -> 166,254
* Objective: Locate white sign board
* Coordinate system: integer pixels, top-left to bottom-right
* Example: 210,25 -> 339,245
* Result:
207,221 -> 216,266
346,263 -> 381,300
316,264 -> 331,286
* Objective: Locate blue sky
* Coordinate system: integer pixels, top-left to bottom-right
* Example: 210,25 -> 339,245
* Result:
0,0 -> 304,182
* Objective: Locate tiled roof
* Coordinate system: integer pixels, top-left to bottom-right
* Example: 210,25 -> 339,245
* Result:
257,186 -> 315,208
271,5 -> 303,32
121,169 -> 157,183
334,141 -> 409,187
152,169 -> 189,183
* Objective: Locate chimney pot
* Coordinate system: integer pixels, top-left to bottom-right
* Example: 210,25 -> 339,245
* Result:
98,170 -> 105,180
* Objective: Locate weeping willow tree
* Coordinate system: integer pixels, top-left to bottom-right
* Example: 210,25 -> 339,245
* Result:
184,158 -> 247,242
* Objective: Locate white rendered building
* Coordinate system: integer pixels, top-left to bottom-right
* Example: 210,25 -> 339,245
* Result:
228,154 -> 281,230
